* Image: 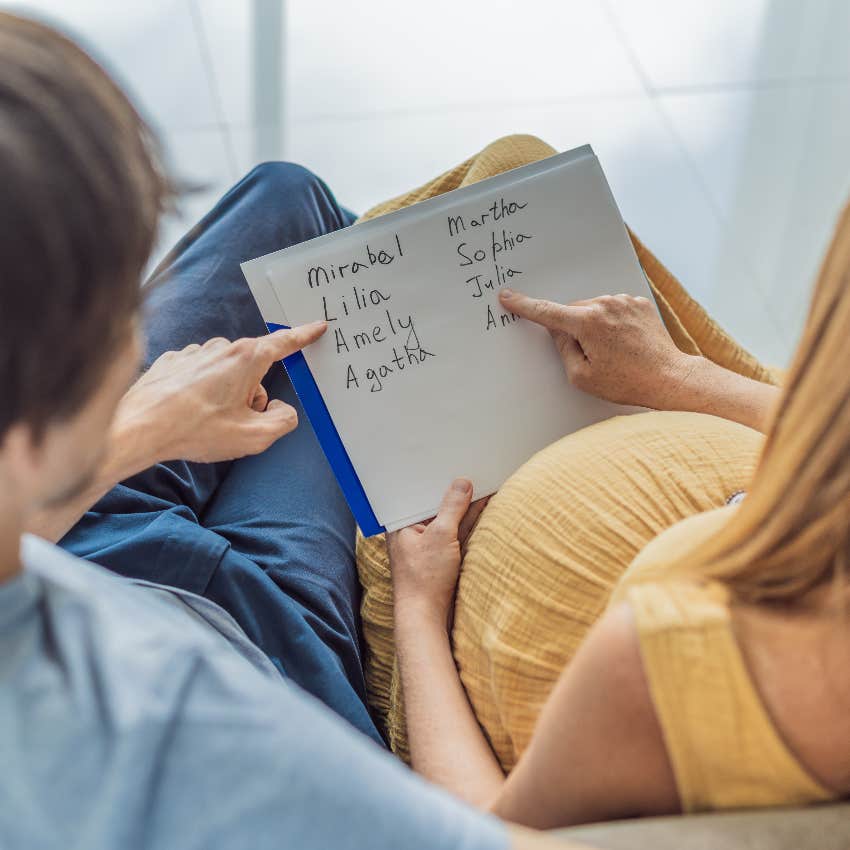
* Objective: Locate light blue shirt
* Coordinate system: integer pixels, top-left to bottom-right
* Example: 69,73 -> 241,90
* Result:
0,535 -> 508,850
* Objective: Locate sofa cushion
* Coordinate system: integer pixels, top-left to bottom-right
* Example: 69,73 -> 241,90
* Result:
556,803 -> 850,850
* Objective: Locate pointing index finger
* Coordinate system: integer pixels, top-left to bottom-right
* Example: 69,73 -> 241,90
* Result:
257,320 -> 328,363
499,289 -> 588,335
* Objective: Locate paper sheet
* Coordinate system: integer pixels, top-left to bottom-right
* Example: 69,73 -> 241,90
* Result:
242,146 -> 651,532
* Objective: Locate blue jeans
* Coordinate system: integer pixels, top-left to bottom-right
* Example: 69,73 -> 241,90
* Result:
60,163 -> 384,746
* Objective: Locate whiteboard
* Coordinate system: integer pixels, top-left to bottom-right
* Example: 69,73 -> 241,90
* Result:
242,145 -> 651,533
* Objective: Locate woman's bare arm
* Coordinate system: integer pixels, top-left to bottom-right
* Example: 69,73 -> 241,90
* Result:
389,480 -> 505,806
390,484 -> 680,828
661,354 -> 779,433
499,288 -> 780,434
394,601 -> 505,807
491,603 -> 680,829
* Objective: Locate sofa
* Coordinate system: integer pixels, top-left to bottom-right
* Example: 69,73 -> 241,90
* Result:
555,803 -> 850,848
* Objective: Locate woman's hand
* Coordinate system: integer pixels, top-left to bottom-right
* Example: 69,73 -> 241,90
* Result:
498,288 -> 697,410
387,478 -> 488,630
118,321 -> 327,465
499,287 -> 780,432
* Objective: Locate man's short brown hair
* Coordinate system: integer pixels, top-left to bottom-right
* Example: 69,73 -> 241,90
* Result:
0,13 -> 170,439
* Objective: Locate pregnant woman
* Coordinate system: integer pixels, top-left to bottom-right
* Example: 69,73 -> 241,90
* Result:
386,204 -> 850,828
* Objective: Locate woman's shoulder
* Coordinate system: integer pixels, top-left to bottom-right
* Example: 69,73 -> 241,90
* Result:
609,505 -> 738,607
625,576 -> 730,638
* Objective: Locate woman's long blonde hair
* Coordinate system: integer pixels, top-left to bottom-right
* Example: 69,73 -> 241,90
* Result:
693,204 -> 850,604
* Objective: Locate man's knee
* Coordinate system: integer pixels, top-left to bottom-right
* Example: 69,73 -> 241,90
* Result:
245,161 -> 324,203
239,160 -> 346,235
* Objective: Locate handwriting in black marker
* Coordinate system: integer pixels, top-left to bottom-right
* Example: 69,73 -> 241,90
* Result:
307,233 -> 404,289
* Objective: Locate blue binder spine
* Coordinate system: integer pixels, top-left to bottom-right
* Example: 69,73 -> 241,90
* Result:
266,322 -> 385,537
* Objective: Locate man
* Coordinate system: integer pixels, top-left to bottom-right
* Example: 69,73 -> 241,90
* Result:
0,13 -> 572,849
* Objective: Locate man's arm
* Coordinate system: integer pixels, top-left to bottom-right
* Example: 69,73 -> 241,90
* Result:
499,288 -> 780,433
27,323 -> 327,542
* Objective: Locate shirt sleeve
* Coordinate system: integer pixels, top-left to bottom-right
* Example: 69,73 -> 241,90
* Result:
146,649 -> 510,850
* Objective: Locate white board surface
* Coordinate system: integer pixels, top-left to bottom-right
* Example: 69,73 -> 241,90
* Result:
242,145 -> 651,532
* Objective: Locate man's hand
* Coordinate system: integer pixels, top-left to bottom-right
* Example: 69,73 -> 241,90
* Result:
499,288 -> 698,410
119,321 -> 327,465
26,322 -> 327,544
387,479 -> 488,630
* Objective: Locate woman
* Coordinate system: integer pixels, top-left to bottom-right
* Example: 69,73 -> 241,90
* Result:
387,205 -> 850,828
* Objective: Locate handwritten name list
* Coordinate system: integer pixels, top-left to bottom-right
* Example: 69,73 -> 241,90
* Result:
306,194 -> 534,394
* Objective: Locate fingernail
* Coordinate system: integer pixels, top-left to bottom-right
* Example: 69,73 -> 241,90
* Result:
500,288 -> 513,298
453,478 -> 472,493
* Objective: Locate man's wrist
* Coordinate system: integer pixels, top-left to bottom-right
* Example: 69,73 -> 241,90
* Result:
103,395 -> 167,484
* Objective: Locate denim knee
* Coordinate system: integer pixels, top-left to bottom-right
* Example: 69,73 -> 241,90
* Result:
245,161 -> 323,203
240,160 -> 350,233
